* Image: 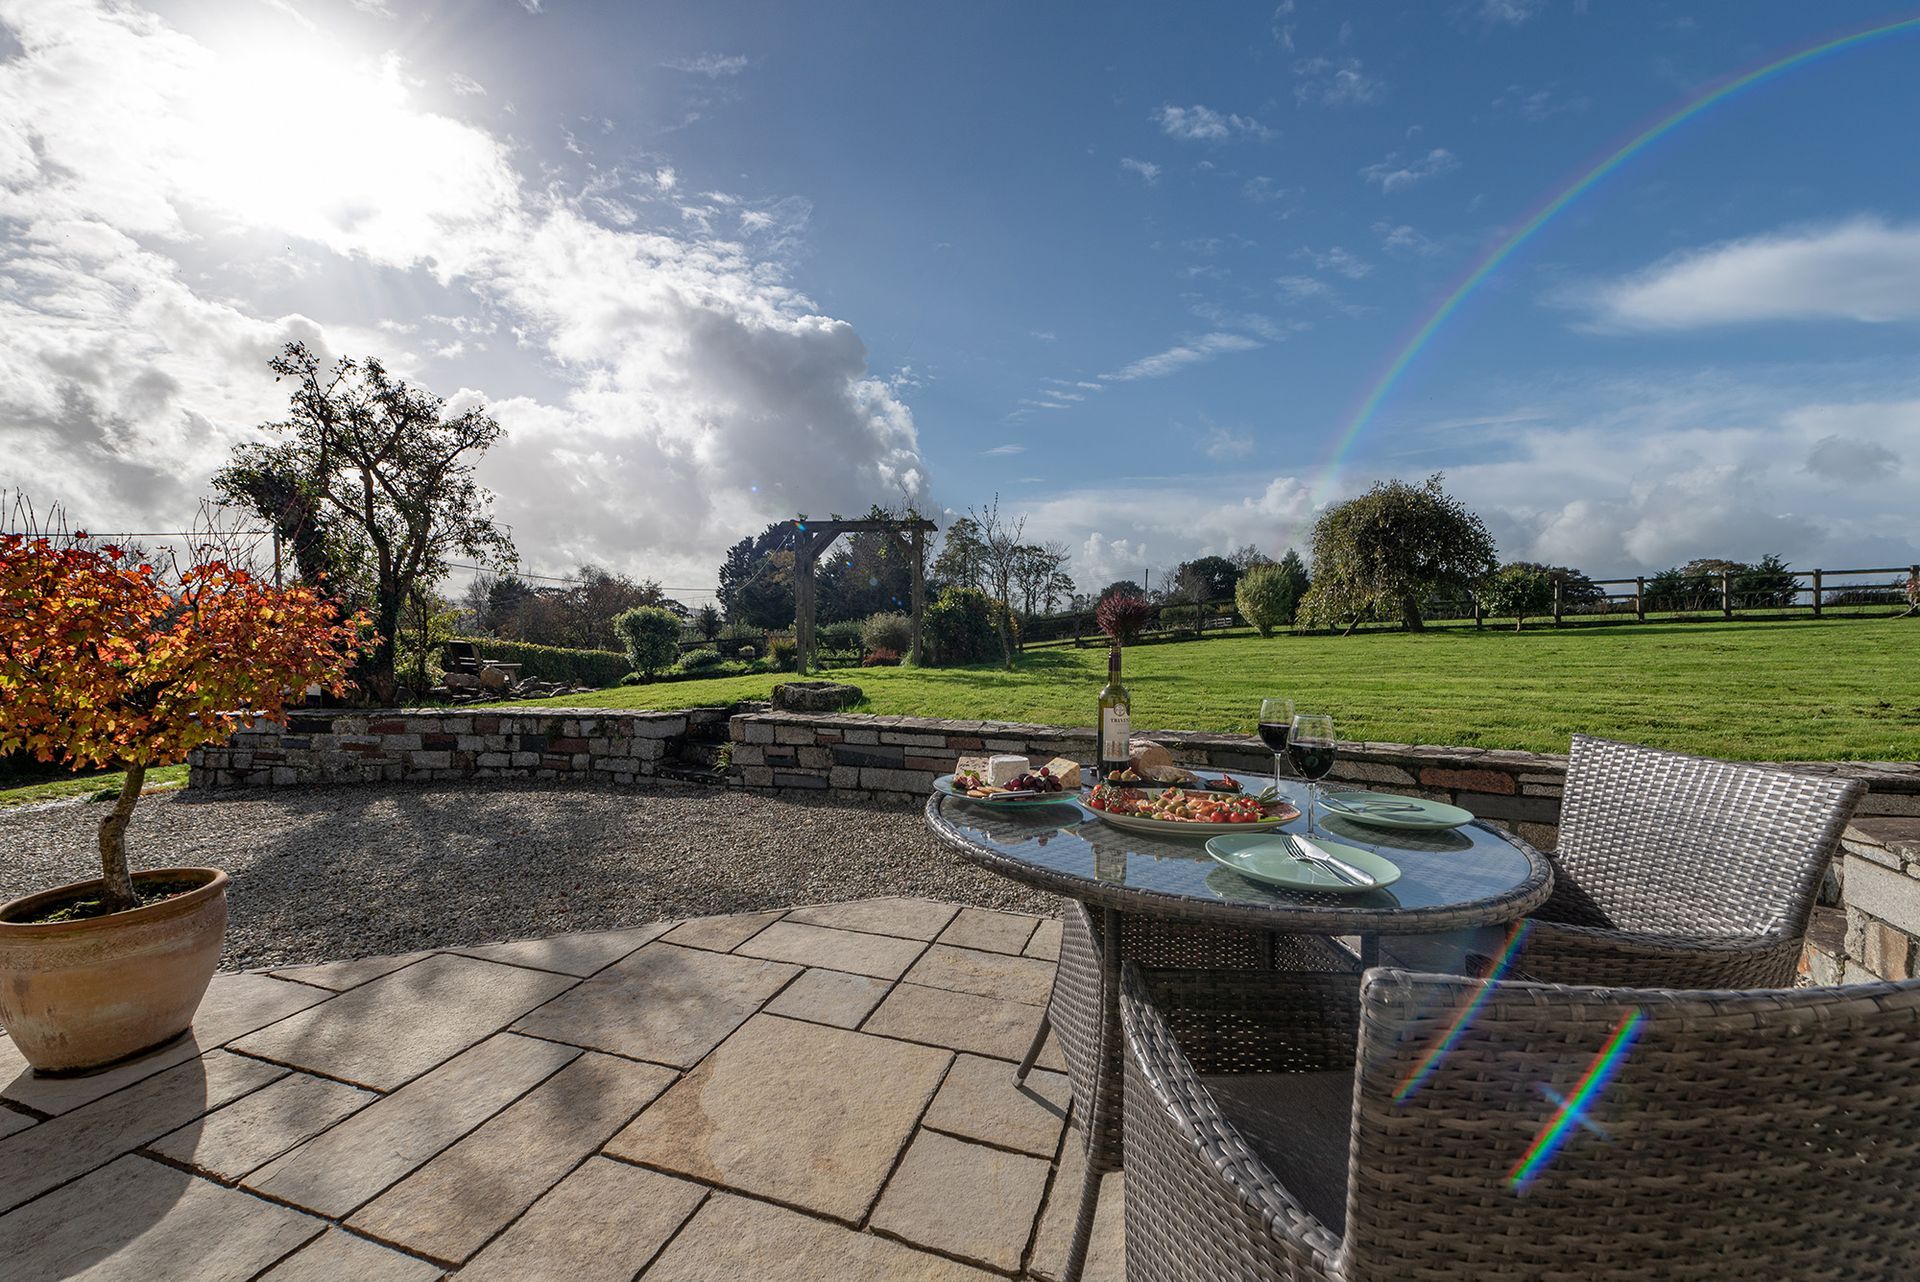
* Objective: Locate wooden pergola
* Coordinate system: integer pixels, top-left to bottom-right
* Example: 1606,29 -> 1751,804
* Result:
789,516 -> 937,673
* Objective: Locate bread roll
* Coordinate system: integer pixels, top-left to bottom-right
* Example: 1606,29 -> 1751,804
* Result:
1127,740 -> 1193,783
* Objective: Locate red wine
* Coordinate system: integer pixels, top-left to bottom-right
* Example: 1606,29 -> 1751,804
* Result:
1288,742 -> 1336,781
1257,721 -> 1291,752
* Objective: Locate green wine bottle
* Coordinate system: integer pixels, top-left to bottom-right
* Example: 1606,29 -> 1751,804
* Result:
1097,646 -> 1131,781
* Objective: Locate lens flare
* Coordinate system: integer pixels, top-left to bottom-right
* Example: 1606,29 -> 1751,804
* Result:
1506,1008 -> 1646,1191
1294,14 -> 1920,538
1393,918 -> 1534,1104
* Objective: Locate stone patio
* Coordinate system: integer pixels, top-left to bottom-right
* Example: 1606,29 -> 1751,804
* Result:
0,899 -> 1123,1280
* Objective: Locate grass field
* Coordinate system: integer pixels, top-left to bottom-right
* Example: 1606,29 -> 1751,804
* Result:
511,619 -> 1920,761
0,764 -> 191,810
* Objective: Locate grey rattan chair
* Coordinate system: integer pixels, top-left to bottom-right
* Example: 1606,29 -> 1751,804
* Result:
1121,963 -> 1920,1281
1391,735 -> 1862,988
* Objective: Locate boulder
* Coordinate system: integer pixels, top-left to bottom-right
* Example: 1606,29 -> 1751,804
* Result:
770,680 -> 863,713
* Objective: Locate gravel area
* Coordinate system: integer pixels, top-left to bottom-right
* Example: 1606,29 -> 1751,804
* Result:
0,780 -> 1059,971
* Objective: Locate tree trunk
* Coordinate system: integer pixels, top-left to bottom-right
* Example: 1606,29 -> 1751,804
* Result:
363,584 -> 402,705
95,762 -> 145,913
1400,596 -> 1425,632
1514,616 -> 1524,633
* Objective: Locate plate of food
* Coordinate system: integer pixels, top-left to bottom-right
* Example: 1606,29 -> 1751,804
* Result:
936,754 -> 1084,806
1084,782 -> 1299,835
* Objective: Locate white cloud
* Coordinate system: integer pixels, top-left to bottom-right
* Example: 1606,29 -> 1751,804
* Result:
662,52 -> 750,77
1154,104 -> 1271,143
1576,218 -> 1920,330
985,443 -> 1027,456
1026,476 -> 1317,586
1119,157 -> 1161,184
1293,56 -> 1384,106
1241,176 -> 1295,205
1360,147 -> 1459,193
1203,426 -> 1255,460
1475,0 -> 1547,24
1804,433 -> 1900,483
1274,275 -> 1332,302
1297,246 -> 1371,279
0,1 -> 925,588
448,71 -> 486,96
1375,221 -> 1439,255
1102,333 -> 1261,382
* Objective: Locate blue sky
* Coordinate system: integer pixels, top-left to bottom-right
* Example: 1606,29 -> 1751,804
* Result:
2,0 -> 1915,594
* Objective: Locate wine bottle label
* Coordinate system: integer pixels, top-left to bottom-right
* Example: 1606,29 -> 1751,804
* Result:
1100,707 -> 1130,761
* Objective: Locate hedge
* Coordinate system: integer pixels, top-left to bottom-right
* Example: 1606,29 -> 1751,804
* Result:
455,636 -> 631,687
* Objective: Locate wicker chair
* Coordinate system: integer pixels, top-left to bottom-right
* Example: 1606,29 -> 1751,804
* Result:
1121,963 -> 1920,1281
1389,735 -> 1862,988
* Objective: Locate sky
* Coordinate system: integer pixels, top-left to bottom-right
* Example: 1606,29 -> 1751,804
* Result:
2,0 -> 1916,598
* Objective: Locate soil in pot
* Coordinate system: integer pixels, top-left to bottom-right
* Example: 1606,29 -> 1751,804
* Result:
9,878 -> 211,925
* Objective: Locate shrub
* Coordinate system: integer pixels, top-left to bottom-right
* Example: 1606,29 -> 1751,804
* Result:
862,647 -> 902,667
1479,563 -> 1555,631
737,644 -> 757,661
451,636 -> 630,688
1095,592 -> 1154,646
612,606 -> 682,679
677,647 -> 725,673
861,611 -> 914,656
619,671 -> 645,685
1161,603 -> 1201,625
817,619 -> 864,655
923,587 -> 1001,665
768,636 -> 798,671
1236,554 -> 1309,638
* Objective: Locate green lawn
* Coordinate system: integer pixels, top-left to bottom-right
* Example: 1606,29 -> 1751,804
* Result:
0,764 -> 191,810
512,619 -> 1920,761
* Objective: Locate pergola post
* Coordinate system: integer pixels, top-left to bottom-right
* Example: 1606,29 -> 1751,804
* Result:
908,528 -> 926,667
794,530 -> 819,675
787,515 -> 938,675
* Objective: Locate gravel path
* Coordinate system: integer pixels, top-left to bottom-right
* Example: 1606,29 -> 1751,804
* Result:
0,781 -> 1059,971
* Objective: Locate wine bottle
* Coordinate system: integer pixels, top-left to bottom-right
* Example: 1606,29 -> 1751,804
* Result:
1097,646 -> 1131,781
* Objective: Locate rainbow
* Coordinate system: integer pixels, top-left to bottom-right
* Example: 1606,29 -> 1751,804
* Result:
1506,1007 -> 1646,1190
1306,14 -> 1920,512
1393,917 -> 1534,1104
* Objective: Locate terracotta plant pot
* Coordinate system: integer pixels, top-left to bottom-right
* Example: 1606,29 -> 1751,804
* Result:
0,868 -> 229,1074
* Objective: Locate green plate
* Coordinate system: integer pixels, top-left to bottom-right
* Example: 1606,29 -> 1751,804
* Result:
1205,833 -> 1402,894
1315,790 -> 1474,830
934,774 -> 1081,808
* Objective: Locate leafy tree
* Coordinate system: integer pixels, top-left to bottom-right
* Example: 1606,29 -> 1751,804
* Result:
217,342 -> 513,703
613,605 -> 682,679
717,522 -> 796,622
1175,555 -> 1240,602
694,603 -> 723,640
1098,579 -> 1146,604
1735,554 -> 1798,608
923,586 -> 1004,665
929,515 -> 987,592
1235,553 -> 1309,637
970,496 -> 1027,669
1479,562 -> 1556,631
817,520 -> 913,623
861,611 -> 915,655
0,530 -> 359,911
1227,543 -> 1273,571
1095,592 -> 1154,646
1013,541 -> 1073,622
1297,474 -> 1496,633
736,550 -> 796,630
1163,562 -> 1215,637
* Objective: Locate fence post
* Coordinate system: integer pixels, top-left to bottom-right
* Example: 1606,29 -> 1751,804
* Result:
1473,596 -> 1483,630
1811,569 -> 1822,617
1721,569 -> 1733,619
1635,576 -> 1645,622
1552,579 -> 1564,627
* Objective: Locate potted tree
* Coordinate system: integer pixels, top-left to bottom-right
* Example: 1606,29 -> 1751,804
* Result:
0,531 -> 357,1073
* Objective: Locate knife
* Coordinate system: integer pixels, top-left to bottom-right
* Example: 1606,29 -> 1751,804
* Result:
1288,835 -> 1377,887
1319,794 -> 1421,816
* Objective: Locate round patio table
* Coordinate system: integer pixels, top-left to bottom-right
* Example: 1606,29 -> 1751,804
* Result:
924,775 -> 1554,1282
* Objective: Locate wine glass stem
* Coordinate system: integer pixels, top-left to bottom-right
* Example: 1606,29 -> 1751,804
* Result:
1306,781 -> 1316,835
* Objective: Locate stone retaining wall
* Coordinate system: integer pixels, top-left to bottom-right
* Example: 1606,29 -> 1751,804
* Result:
187,708 -> 723,789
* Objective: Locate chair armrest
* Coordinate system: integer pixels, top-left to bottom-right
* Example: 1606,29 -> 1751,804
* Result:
1515,916 -> 1805,989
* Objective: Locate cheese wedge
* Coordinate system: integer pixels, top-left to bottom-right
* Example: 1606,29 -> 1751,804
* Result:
1042,757 -> 1082,788
986,755 -> 1030,786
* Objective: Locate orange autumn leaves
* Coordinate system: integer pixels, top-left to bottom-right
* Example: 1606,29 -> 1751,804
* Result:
0,535 -> 362,770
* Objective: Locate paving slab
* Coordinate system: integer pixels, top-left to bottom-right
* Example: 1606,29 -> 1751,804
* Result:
0,1050 -> 284,1213
457,1157 -> 705,1282
245,1033 -> 577,1219
1024,918 -> 1064,961
0,1104 -> 35,1139
736,920 -> 928,979
151,1070 -> 376,1181
452,921 -> 674,977
1028,1138 -> 1124,1282
921,1053 -> 1071,1158
870,1129 -> 1052,1274
349,1051 -> 676,1264
607,1014 -> 949,1223
513,943 -> 796,1068
764,967 -> 893,1029
643,1192 -> 995,1282
259,1228 -> 445,1282
865,982 -> 1065,1067
659,909 -> 784,952
0,1154 -> 322,1282
782,896 -> 962,941
232,952 -> 577,1090
0,971 -> 327,1115
269,951 -> 437,992
938,906 -> 1042,955
904,944 -> 1056,1006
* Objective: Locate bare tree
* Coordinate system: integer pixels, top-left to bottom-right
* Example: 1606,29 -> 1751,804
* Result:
969,495 -> 1027,669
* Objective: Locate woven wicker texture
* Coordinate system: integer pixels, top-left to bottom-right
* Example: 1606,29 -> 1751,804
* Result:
1122,964 -> 1920,1281
1517,734 -> 1863,987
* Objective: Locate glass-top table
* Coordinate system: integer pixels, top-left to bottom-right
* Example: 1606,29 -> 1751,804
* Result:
925,776 -> 1554,939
